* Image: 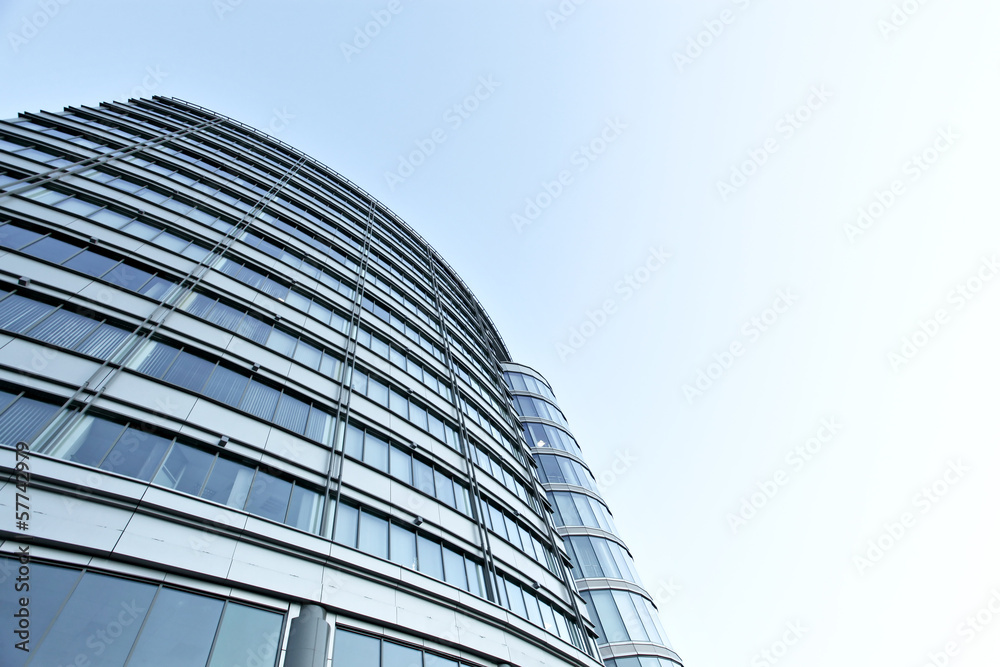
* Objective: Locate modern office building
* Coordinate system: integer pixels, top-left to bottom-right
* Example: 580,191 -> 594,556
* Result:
0,97 -> 681,667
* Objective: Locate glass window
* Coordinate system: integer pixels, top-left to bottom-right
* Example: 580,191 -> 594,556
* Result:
367,377 -> 388,406
442,547 -> 467,590
0,561 -> 80,667
425,654 -> 459,667
408,402 -> 427,430
43,413 -> 124,465
383,640 -> 423,667
362,431 -> 389,471
22,236 -> 81,263
412,459 -> 435,496
331,629 -> 379,667
417,536 -> 443,579
134,340 -> 179,378
154,442 -> 215,495
0,293 -> 54,333
99,427 -> 172,481
358,511 -> 389,559
240,380 -> 280,421
163,351 -> 215,392
0,223 -> 43,249
105,262 -> 155,292
390,523 -> 417,569
208,603 -> 282,667
201,457 -> 255,509
29,571 -> 156,666
389,389 -> 408,418
389,445 -> 412,484
434,470 -> 455,508
505,579 -> 527,617
344,424 -> 363,459
245,471 -> 293,522
203,365 -> 249,407
587,590 -> 628,643
334,503 -> 359,547
613,590 -> 648,641
127,588 -> 225,666
273,393 -> 310,434
286,485 -> 322,533
0,395 -> 59,448
76,322 -> 130,360
62,249 -> 118,277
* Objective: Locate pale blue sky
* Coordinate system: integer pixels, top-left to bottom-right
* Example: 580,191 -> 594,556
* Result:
4,1 -> 1000,664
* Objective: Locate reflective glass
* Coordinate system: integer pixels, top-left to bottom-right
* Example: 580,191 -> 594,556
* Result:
153,442 -> 214,495
127,588 -> 224,666
287,485 -> 322,533
203,365 -> 249,407
412,459 -> 435,496
358,511 -> 389,559
244,471 -> 292,523
389,445 -> 412,484
334,503 -> 359,547
0,560 -> 80,667
201,457 -> 254,508
383,640 -> 423,667
442,547 -> 467,590
0,223 -> 42,249
30,571 -> 156,666
390,523 -> 417,568
99,427 -> 171,481
416,536 -> 442,579
22,236 -> 81,263
207,603 -> 282,667
62,250 -> 118,277
331,629 -> 378,667
362,431 -> 388,471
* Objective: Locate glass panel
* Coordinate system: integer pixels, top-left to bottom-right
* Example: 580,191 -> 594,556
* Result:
0,223 -> 43,249
273,393 -> 310,434
0,560 -> 81,667
22,236 -> 81,263
590,590 -> 628,643
425,655 -> 459,667
331,629 -> 379,667
388,390 -> 408,418
417,536 -> 443,579
265,328 -> 296,356
344,424 -> 363,459
153,442 -> 215,495
201,457 -> 255,509
76,322 -> 130,360
334,503 -> 359,547
207,603 -> 282,667
408,402 -> 427,430
523,589 -> 542,625
286,485 -> 322,533
240,380 -> 280,421
412,459 -> 435,496
362,431 -> 388,471
162,351 -> 215,392
442,547 -> 467,590
127,588 -> 225,666
0,396 -> 59,448
505,579 -> 526,617
44,413 -> 124,464
203,365 -> 249,407
0,293 -> 54,333
613,590 -> 648,641
99,426 -> 172,481
62,249 -> 118,277
367,377 -> 388,406
30,571 -> 156,666
244,471 -> 293,522
390,523 -> 417,569
389,446 -> 412,484
139,275 -> 173,300
383,640 -> 423,667
105,263 -> 154,293
434,471 -> 455,508
358,511 -> 389,559
293,340 -> 322,369
133,340 -> 179,379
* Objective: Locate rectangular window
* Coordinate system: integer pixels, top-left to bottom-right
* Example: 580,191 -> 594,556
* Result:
334,504 -> 359,547
390,523 -> 417,569
417,536 -> 443,579
153,442 -> 215,496
100,427 -> 172,481
389,445 -> 412,484
412,459 -> 435,496
286,485 -> 323,533
245,471 -> 293,523
362,431 -> 389,471
358,511 -> 389,559
388,389 -> 408,418
442,547 -> 467,590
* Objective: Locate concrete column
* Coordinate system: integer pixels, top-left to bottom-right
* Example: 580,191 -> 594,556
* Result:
284,605 -> 331,667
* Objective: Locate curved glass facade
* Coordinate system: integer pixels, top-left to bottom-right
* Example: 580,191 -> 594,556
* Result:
504,363 -> 683,667
0,97 -> 681,667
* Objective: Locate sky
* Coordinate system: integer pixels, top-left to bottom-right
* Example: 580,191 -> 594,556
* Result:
3,1 -> 1000,665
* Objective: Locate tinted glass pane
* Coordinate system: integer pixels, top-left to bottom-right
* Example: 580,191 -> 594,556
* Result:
162,351 -> 215,392
0,396 -> 59,448
245,471 -> 292,522
389,389 -> 408,418
62,249 -> 119,277
140,275 -> 173,300
0,293 -> 54,333
46,414 -> 125,466
344,424 -> 363,459
273,394 -> 309,434
133,340 -> 179,379
334,504 -> 359,547
240,380 -> 280,420
362,432 -> 388,471
30,571 -> 156,666
76,322 -> 130,360
105,263 -> 154,292
331,629 -> 379,667
22,236 -> 81,263
0,223 -> 42,249
127,588 -> 224,666
286,485 -> 322,533
383,641 -> 423,667
412,460 -> 435,496
207,603 -> 282,667
389,446 -> 411,484
153,442 -> 215,495
358,511 -> 389,559
416,536 -> 442,579
203,365 -> 249,407
442,547 -> 467,590
367,377 -> 388,406
201,457 -> 255,508
434,471 -> 455,508
390,523 -> 417,569
425,654 -> 459,667
99,427 -> 171,481
0,560 -> 81,667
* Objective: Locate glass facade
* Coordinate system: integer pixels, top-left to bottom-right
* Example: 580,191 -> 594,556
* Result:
0,98 -> 680,667
504,365 -> 683,667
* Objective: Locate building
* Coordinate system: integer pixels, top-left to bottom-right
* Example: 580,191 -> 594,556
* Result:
0,97 -> 681,667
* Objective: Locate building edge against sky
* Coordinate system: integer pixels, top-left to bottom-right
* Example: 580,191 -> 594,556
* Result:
0,96 -> 682,667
